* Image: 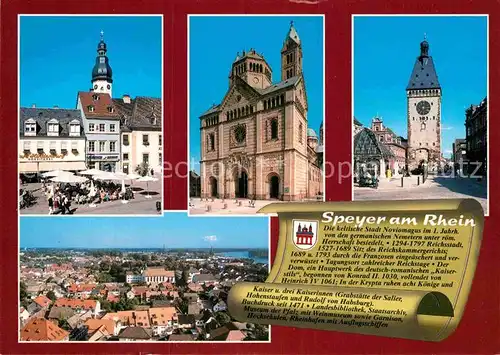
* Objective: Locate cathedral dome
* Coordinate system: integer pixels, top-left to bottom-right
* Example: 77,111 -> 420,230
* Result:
307,128 -> 317,138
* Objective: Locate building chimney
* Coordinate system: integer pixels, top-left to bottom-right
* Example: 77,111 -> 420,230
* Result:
122,94 -> 131,104
31,104 -> 36,108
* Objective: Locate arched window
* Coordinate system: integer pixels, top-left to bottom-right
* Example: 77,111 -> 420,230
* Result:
259,64 -> 263,73
299,123 -> 303,143
250,106 -> 254,113
264,101 -> 267,110
237,108 -> 241,117
208,133 -> 215,151
271,119 -> 278,139
272,98 -> 275,107
246,106 -> 249,115
280,94 -> 285,105
421,123 -> 426,131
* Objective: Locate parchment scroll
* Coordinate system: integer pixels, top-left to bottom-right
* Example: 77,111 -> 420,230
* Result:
227,199 -> 484,341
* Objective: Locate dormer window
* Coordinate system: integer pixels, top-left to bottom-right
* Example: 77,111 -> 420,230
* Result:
24,118 -> 37,136
47,119 -> 59,136
88,105 -> 95,112
69,119 -> 80,137
107,106 -> 114,113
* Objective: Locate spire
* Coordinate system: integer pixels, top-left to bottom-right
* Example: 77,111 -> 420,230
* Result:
407,36 -> 440,90
91,31 -> 113,92
420,34 -> 429,57
284,20 -> 301,46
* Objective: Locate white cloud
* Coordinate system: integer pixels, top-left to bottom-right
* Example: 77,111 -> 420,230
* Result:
444,149 -> 453,154
204,235 -> 217,242
441,125 -> 453,131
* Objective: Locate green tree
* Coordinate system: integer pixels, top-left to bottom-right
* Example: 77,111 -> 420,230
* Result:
97,272 -> 113,283
20,282 -> 29,308
215,311 -> 231,326
174,298 -> 189,314
58,318 -> 71,331
135,162 -> 150,177
46,290 -> 57,302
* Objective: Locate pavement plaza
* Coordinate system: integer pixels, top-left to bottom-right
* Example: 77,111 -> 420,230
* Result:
20,178 -> 162,215
354,175 -> 488,215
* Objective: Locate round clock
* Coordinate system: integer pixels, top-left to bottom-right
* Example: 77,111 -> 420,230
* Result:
416,100 -> 431,115
253,77 -> 259,84
234,124 -> 246,143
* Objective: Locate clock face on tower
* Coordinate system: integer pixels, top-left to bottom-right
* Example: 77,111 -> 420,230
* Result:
416,100 -> 431,115
253,77 -> 259,84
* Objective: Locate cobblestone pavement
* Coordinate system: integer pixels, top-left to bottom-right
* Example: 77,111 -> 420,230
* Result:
19,178 -> 162,215
354,175 -> 488,214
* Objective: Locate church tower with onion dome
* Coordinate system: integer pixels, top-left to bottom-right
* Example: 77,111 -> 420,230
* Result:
91,31 -> 113,97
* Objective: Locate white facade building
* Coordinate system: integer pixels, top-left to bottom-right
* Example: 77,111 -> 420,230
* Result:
114,95 -> 162,175
19,107 -> 87,175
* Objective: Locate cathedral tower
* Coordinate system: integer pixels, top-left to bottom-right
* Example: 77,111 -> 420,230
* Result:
281,21 -> 303,80
229,49 -> 272,90
91,31 -> 113,96
406,36 -> 441,170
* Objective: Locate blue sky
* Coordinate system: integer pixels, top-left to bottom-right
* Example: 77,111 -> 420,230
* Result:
20,16 -> 162,108
189,16 -> 324,172
20,214 -> 269,249
354,16 -> 487,158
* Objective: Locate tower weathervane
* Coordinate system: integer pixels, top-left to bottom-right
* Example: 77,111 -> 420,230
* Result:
100,30 -> 104,40
290,20 -> 294,27
424,32 -> 427,41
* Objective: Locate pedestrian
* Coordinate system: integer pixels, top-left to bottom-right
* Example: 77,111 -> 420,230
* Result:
64,194 -> 72,215
48,194 -> 53,215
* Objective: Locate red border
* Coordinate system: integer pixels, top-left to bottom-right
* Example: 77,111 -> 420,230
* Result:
2,0 -> 499,353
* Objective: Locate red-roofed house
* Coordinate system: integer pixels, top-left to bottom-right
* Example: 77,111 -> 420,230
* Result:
33,295 -> 52,309
76,91 -> 121,172
53,298 -> 101,316
21,318 -> 69,341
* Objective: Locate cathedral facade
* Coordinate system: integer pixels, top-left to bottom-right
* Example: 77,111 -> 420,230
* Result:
407,38 -> 442,170
199,23 -> 323,201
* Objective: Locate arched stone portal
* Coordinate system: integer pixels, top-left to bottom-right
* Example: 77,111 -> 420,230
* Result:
209,176 -> 218,197
235,170 -> 248,198
269,174 -> 280,199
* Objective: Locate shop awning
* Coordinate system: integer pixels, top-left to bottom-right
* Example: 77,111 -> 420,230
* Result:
18,162 -> 39,173
19,161 -> 87,173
